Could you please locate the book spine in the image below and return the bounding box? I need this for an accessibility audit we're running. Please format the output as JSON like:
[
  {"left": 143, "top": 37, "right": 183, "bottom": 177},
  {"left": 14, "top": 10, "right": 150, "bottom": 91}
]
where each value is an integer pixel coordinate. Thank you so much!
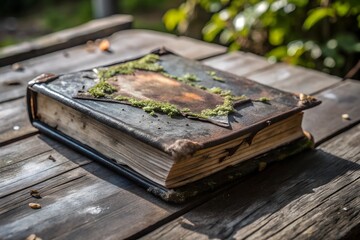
[{"left": 27, "top": 73, "right": 59, "bottom": 126}]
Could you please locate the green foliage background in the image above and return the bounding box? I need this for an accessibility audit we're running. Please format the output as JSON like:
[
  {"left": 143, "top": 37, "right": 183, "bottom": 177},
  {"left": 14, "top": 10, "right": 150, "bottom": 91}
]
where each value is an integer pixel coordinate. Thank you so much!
[{"left": 163, "top": 0, "right": 360, "bottom": 77}]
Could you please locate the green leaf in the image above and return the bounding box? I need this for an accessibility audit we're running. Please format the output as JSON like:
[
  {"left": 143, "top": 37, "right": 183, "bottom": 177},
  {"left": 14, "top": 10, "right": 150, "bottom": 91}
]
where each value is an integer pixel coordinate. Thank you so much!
[
  {"left": 303, "top": 8, "right": 335, "bottom": 30},
  {"left": 163, "top": 8, "right": 186, "bottom": 31},
  {"left": 332, "top": 2, "right": 350, "bottom": 17},
  {"left": 266, "top": 46, "right": 288, "bottom": 59},
  {"left": 228, "top": 42, "right": 241, "bottom": 51},
  {"left": 202, "top": 22, "right": 223, "bottom": 42},
  {"left": 269, "top": 28, "right": 285, "bottom": 46}
]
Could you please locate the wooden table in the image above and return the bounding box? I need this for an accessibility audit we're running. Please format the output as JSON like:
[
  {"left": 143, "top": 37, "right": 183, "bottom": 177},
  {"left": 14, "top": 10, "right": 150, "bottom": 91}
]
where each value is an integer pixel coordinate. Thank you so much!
[{"left": 1, "top": 16, "right": 359, "bottom": 240}]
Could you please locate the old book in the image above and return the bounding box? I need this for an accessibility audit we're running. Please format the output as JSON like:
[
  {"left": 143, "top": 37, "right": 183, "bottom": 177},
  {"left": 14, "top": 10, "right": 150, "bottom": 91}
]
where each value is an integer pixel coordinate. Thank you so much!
[{"left": 27, "top": 49, "right": 320, "bottom": 202}]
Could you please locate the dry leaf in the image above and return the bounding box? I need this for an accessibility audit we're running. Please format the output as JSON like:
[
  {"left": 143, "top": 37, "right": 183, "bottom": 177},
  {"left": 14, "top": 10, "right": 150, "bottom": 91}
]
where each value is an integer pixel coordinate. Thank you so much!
[
  {"left": 342, "top": 114, "right": 350, "bottom": 120},
  {"left": 25, "top": 234, "right": 36, "bottom": 240},
  {"left": 30, "top": 189, "right": 41, "bottom": 199},
  {"left": 12, "top": 63, "right": 24, "bottom": 71},
  {"left": 25, "top": 234, "right": 42, "bottom": 240},
  {"left": 99, "top": 39, "right": 110, "bottom": 51},
  {"left": 28, "top": 203, "right": 41, "bottom": 209}
]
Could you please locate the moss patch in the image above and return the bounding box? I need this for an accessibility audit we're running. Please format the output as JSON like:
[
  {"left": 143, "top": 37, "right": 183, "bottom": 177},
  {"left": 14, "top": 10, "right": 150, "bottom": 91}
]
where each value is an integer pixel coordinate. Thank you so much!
[
  {"left": 207, "top": 71, "right": 225, "bottom": 82},
  {"left": 182, "top": 73, "right": 199, "bottom": 82},
  {"left": 97, "top": 54, "right": 163, "bottom": 80},
  {"left": 114, "top": 96, "right": 180, "bottom": 117},
  {"left": 201, "top": 96, "right": 234, "bottom": 116},
  {"left": 88, "top": 81, "right": 116, "bottom": 98},
  {"left": 255, "top": 97, "right": 271, "bottom": 103},
  {"left": 88, "top": 54, "right": 252, "bottom": 120}
]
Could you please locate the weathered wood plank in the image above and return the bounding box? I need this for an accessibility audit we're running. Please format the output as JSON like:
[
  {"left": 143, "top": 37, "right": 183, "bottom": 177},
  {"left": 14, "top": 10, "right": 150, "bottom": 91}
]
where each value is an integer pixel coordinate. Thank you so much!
[
  {"left": 0, "top": 136, "right": 90, "bottom": 198},
  {"left": 0, "top": 98, "right": 37, "bottom": 146},
  {"left": 0, "top": 14, "right": 133, "bottom": 66},
  {"left": 0, "top": 135, "right": 192, "bottom": 240},
  {"left": 202, "top": 51, "right": 341, "bottom": 95},
  {"left": 246, "top": 63, "right": 340, "bottom": 94},
  {"left": 143, "top": 124, "right": 360, "bottom": 239},
  {"left": 303, "top": 80, "right": 360, "bottom": 144},
  {"left": 0, "top": 29, "right": 226, "bottom": 103},
  {"left": 203, "top": 51, "right": 271, "bottom": 76}
]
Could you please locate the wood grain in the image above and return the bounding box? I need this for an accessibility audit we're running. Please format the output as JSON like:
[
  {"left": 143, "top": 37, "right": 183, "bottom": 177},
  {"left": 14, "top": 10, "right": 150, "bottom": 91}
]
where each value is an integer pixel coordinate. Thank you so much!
[
  {"left": 203, "top": 51, "right": 271, "bottom": 76},
  {"left": 203, "top": 53, "right": 341, "bottom": 94},
  {"left": 246, "top": 63, "right": 340, "bottom": 94},
  {"left": 0, "top": 135, "right": 185, "bottom": 240},
  {"left": 143, "top": 124, "right": 360, "bottom": 240},
  {"left": 0, "top": 29, "right": 225, "bottom": 104},
  {"left": 303, "top": 80, "right": 360, "bottom": 144},
  {"left": 0, "top": 14, "right": 133, "bottom": 66},
  {"left": 0, "top": 98, "right": 37, "bottom": 146}
]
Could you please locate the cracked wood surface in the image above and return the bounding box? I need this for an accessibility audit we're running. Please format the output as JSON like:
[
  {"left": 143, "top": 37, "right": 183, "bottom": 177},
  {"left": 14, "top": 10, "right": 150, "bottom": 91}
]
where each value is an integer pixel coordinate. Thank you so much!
[
  {"left": 0, "top": 28, "right": 359, "bottom": 240},
  {"left": 143, "top": 124, "right": 360, "bottom": 240},
  {"left": 0, "top": 29, "right": 226, "bottom": 104},
  {"left": 0, "top": 135, "right": 183, "bottom": 240},
  {"left": 0, "top": 14, "right": 133, "bottom": 66}
]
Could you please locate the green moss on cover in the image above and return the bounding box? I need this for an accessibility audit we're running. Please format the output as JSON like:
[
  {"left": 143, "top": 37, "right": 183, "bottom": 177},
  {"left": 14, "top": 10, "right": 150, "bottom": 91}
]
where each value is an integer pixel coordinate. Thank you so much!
[
  {"left": 182, "top": 73, "right": 199, "bottom": 82},
  {"left": 97, "top": 54, "right": 163, "bottom": 80},
  {"left": 88, "top": 81, "right": 116, "bottom": 97},
  {"left": 201, "top": 96, "right": 234, "bottom": 116},
  {"left": 257, "top": 97, "right": 270, "bottom": 103},
  {"left": 207, "top": 71, "right": 225, "bottom": 82},
  {"left": 88, "top": 54, "right": 251, "bottom": 119},
  {"left": 114, "top": 96, "right": 181, "bottom": 117}
]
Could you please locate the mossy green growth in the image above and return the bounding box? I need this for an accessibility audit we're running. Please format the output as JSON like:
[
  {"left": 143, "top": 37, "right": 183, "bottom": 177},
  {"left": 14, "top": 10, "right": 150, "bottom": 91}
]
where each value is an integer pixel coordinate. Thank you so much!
[
  {"left": 182, "top": 73, "right": 199, "bottom": 82},
  {"left": 97, "top": 54, "right": 163, "bottom": 80},
  {"left": 208, "top": 87, "right": 232, "bottom": 97},
  {"left": 87, "top": 55, "right": 253, "bottom": 120},
  {"left": 257, "top": 97, "right": 270, "bottom": 103},
  {"left": 162, "top": 72, "right": 200, "bottom": 85},
  {"left": 200, "top": 96, "right": 235, "bottom": 116},
  {"left": 208, "top": 87, "right": 223, "bottom": 94},
  {"left": 88, "top": 81, "right": 117, "bottom": 98},
  {"left": 207, "top": 71, "right": 225, "bottom": 82},
  {"left": 114, "top": 96, "right": 181, "bottom": 117}
]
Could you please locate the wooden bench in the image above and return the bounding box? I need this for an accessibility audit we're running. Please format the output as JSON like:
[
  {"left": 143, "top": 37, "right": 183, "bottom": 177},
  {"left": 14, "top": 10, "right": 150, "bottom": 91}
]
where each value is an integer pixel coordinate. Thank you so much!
[{"left": 0, "top": 16, "right": 359, "bottom": 240}]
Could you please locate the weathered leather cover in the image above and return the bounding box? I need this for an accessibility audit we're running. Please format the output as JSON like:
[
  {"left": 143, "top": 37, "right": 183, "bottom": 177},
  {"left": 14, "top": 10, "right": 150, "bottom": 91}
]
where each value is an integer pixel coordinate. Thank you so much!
[{"left": 27, "top": 49, "right": 320, "bottom": 202}]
